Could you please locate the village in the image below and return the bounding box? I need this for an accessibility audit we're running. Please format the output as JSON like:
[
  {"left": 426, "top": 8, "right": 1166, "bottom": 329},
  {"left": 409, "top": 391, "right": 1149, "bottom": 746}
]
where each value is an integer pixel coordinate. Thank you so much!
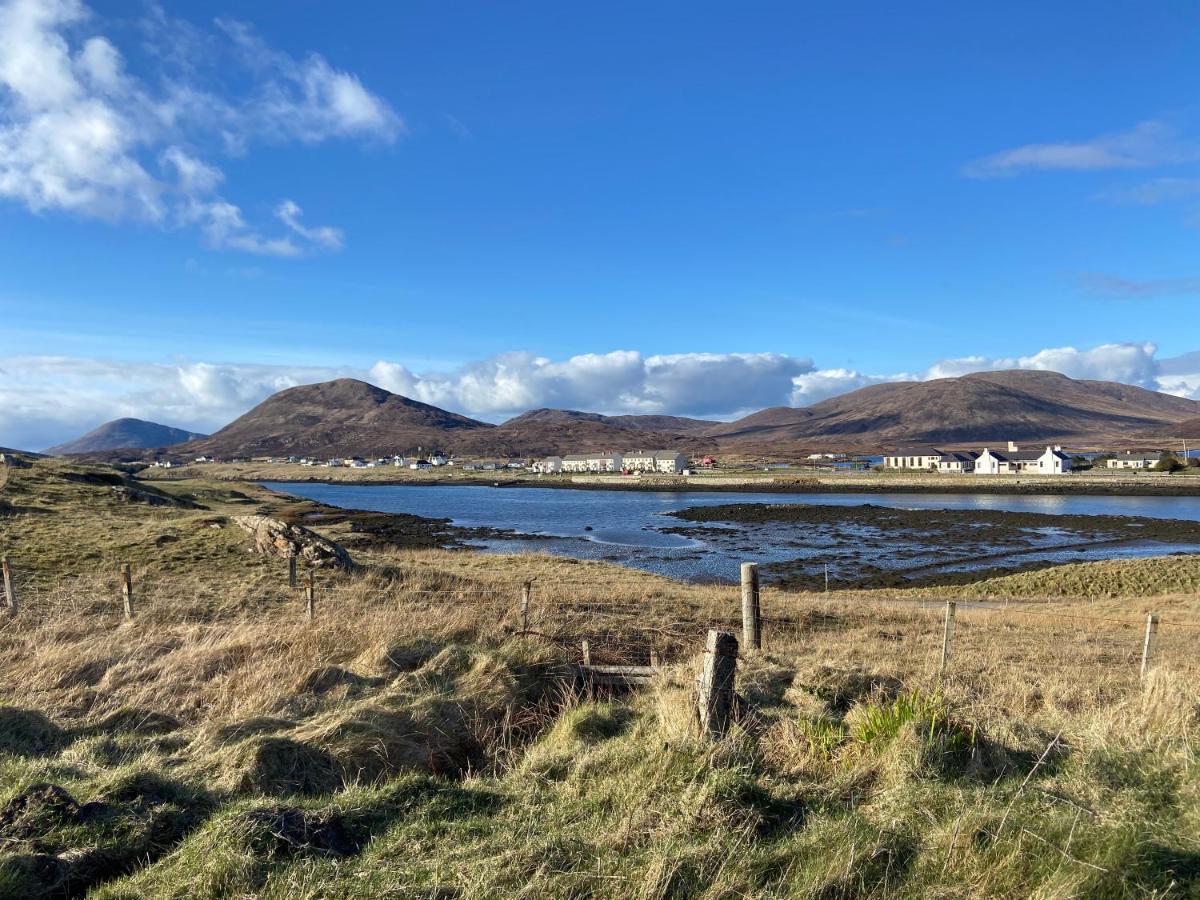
[{"left": 148, "top": 442, "right": 1196, "bottom": 476}]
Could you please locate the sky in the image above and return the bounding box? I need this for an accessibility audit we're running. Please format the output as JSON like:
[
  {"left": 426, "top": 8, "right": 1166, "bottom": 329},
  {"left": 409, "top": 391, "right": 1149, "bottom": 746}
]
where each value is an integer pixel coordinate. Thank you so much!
[{"left": 2, "top": 0, "right": 1200, "bottom": 449}]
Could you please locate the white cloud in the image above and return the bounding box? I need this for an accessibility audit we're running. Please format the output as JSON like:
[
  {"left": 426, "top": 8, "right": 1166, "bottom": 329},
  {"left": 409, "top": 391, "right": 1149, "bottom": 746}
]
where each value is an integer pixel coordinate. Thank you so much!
[
  {"left": 925, "top": 342, "right": 1162, "bottom": 388},
  {"left": 0, "top": 0, "right": 395, "bottom": 253},
  {"left": 3, "top": 344, "right": 1197, "bottom": 452},
  {"left": 963, "top": 120, "right": 1200, "bottom": 178},
  {"left": 788, "top": 369, "right": 910, "bottom": 406},
  {"left": 277, "top": 199, "right": 344, "bottom": 251}
]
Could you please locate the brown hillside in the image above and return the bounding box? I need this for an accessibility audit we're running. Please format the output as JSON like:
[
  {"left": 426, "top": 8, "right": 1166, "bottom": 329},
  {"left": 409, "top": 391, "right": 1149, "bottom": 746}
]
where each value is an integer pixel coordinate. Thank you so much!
[
  {"left": 712, "top": 371, "right": 1200, "bottom": 451},
  {"left": 181, "top": 379, "right": 492, "bottom": 459}
]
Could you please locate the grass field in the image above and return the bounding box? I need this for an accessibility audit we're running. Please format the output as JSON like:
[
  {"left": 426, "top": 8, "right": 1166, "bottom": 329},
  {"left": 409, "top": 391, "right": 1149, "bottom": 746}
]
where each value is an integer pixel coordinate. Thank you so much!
[{"left": 2, "top": 457, "right": 1200, "bottom": 897}]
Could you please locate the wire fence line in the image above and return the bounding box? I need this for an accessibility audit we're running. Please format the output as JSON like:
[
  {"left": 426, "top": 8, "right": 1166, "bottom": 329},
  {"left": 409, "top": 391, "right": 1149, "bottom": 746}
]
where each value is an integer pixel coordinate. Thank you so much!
[{"left": 1, "top": 554, "right": 1196, "bottom": 699}]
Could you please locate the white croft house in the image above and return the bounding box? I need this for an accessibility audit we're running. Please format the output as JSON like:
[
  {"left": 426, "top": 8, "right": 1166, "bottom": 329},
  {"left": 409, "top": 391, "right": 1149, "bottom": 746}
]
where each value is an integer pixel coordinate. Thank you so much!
[
  {"left": 974, "top": 446, "right": 1072, "bottom": 475},
  {"left": 561, "top": 453, "right": 623, "bottom": 473},
  {"left": 1107, "top": 453, "right": 1160, "bottom": 469}
]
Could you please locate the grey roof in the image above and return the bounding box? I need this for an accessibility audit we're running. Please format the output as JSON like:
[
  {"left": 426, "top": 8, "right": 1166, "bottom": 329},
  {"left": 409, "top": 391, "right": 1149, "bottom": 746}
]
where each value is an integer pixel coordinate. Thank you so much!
[
  {"left": 563, "top": 453, "right": 619, "bottom": 461},
  {"left": 938, "top": 451, "right": 978, "bottom": 463},
  {"left": 890, "top": 447, "right": 944, "bottom": 456}
]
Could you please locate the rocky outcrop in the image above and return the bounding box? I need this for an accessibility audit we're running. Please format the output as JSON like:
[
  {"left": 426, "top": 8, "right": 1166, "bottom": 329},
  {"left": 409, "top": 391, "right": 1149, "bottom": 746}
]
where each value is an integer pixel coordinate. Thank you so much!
[{"left": 232, "top": 515, "right": 352, "bottom": 569}]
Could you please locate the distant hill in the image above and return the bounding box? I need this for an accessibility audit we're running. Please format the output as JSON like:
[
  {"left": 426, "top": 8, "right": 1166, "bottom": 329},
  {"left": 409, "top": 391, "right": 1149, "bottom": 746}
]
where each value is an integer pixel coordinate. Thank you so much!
[
  {"left": 47, "top": 418, "right": 207, "bottom": 455},
  {"left": 708, "top": 371, "right": 1200, "bottom": 451},
  {"left": 181, "top": 379, "right": 491, "bottom": 459},
  {"left": 1163, "top": 417, "right": 1200, "bottom": 440},
  {"left": 158, "top": 371, "right": 1200, "bottom": 462},
  {"left": 461, "top": 409, "right": 716, "bottom": 458}
]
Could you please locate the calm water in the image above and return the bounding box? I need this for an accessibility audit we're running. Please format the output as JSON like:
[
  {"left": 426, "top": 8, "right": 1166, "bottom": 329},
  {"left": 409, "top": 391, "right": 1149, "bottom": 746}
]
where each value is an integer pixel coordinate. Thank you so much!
[{"left": 262, "top": 482, "right": 1200, "bottom": 583}]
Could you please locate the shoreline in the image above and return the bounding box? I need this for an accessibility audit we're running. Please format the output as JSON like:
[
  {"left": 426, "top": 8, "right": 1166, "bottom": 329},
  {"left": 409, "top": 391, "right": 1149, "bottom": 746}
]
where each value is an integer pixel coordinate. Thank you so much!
[{"left": 197, "top": 471, "right": 1200, "bottom": 497}]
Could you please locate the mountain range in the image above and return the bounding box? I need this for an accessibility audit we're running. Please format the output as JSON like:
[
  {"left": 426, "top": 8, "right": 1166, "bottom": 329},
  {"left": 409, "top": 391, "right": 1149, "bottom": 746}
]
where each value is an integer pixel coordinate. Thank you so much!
[
  {"left": 49, "top": 370, "right": 1200, "bottom": 461},
  {"left": 46, "top": 418, "right": 207, "bottom": 456}
]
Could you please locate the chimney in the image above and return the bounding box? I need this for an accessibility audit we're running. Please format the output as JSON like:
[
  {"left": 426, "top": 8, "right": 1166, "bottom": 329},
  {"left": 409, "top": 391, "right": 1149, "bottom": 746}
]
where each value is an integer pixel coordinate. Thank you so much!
[{"left": 1007, "top": 441, "right": 1018, "bottom": 452}]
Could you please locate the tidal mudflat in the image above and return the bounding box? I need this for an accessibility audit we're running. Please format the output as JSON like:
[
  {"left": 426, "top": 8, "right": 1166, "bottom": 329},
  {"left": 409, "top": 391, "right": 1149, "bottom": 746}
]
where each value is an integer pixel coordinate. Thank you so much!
[{"left": 665, "top": 503, "right": 1200, "bottom": 589}]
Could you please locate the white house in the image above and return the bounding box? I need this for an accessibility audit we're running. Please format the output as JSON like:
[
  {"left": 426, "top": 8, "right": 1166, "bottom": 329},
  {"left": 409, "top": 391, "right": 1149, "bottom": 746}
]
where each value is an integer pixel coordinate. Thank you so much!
[
  {"left": 883, "top": 448, "right": 945, "bottom": 470},
  {"left": 621, "top": 451, "right": 657, "bottom": 472},
  {"left": 652, "top": 451, "right": 688, "bottom": 474},
  {"left": 430, "top": 453, "right": 448, "bottom": 466},
  {"left": 936, "top": 451, "right": 978, "bottom": 474},
  {"left": 533, "top": 456, "right": 563, "bottom": 473},
  {"left": 561, "top": 453, "right": 623, "bottom": 473},
  {"left": 619, "top": 450, "right": 688, "bottom": 474},
  {"left": 975, "top": 445, "right": 1072, "bottom": 475},
  {"left": 1107, "top": 453, "right": 1160, "bottom": 469},
  {"left": 409, "top": 459, "right": 432, "bottom": 470}
]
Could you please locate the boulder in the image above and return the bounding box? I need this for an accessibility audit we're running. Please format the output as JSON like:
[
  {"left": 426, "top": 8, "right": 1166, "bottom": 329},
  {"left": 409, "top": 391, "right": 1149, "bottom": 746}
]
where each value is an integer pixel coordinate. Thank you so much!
[{"left": 232, "top": 515, "right": 352, "bottom": 569}]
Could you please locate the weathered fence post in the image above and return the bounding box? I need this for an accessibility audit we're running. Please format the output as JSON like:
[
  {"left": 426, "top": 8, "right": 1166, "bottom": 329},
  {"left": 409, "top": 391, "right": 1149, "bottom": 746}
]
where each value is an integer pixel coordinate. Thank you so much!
[
  {"left": 740, "top": 562, "right": 761, "bottom": 651},
  {"left": 288, "top": 555, "right": 297, "bottom": 589},
  {"left": 120, "top": 564, "right": 133, "bottom": 620},
  {"left": 305, "top": 573, "right": 315, "bottom": 622},
  {"left": 939, "top": 601, "right": 956, "bottom": 673},
  {"left": 1141, "top": 612, "right": 1159, "bottom": 679},
  {"left": 650, "top": 649, "right": 661, "bottom": 669},
  {"left": 698, "top": 630, "right": 738, "bottom": 739},
  {"left": 581, "top": 640, "right": 591, "bottom": 666},
  {"left": 2, "top": 555, "right": 16, "bottom": 616},
  {"left": 520, "top": 581, "right": 531, "bottom": 631}
]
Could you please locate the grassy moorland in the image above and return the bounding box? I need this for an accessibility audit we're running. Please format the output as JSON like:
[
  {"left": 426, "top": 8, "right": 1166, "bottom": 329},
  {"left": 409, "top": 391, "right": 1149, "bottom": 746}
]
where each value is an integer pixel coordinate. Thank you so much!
[{"left": 2, "top": 457, "right": 1200, "bottom": 897}]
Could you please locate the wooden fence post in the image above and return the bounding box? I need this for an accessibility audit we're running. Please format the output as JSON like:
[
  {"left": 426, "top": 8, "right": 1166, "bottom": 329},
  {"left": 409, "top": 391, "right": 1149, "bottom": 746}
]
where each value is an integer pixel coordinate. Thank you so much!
[
  {"left": 305, "top": 573, "right": 315, "bottom": 621},
  {"left": 520, "top": 581, "right": 531, "bottom": 631},
  {"left": 581, "top": 640, "right": 591, "bottom": 666},
  {"left": 939, "top": 601, "right": 956, "bottom": 673},
  {"left": 288, "top": 555, "right": 297, "bottom": 589},
  {"left": 1141, "top": 612, "right": 1159, "bottom": 679},
  {"left": 2, "top": 555, "right": 16, "bottom": 616},
  {"left": 650, "top": 649, "right": 661, "bottom": 669},
  {"left": 2, "top": 555, "right": 16, "bottom": 615},
  {"left": 740, "top": 562, "right": 761, "bottom": 651},
  {"left": 698, "top": 630, "right": 738, "bottom": 739},
  {"left": 120, "top": 564, "right": 133, "bottom": 620}
]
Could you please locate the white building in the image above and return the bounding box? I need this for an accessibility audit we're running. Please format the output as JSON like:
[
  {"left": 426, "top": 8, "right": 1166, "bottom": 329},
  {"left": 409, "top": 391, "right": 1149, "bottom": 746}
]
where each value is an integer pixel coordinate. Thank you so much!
[
  {"left": 936, "top": 451, "right": 978, "bottom": 474},
  {"left": 533, "top": 456, "right": 563, "bottom": 473},
  {"left": 883, "top": 448, "right": 945, "bottom": 470},
  {"left": 1107, "top": 453, "right": 1159, "bottom": 469},
  {"left": 561, "top": 452, "right": 623, "bottom": 473},
  {"left": 621, "top": 451, "right": 657, "bottom": 472},
  {"left": 651, "top": 451, "right": 687, "bottom": 474},
  {"left": 975, "top": 445, "right": 1072, "bottom": 475},
  {"left": 620, "top": 450, "right": 688, "bottom": 474}
]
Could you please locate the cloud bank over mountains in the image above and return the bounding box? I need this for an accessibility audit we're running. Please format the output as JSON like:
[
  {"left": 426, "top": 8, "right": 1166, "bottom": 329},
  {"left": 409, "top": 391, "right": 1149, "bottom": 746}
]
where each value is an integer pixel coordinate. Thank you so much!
[
  {"left": 0, "top": 0, "right": 397, "bottom": 255},
  {"left": 2, "top": 343, "right": 1197, "bottom": 451}
]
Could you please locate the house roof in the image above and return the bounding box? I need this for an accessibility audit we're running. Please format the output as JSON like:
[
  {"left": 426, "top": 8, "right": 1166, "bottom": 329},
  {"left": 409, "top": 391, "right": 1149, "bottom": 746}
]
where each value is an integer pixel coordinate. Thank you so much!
[
  {"left": 563, "top": 453, "right": 619, "bottom": 461},
  {"left": 938, "top": 451, "right": 978, "bottom": 463},
  {"left": 891, "top": 447, "right": 944, "bottom": 456}
]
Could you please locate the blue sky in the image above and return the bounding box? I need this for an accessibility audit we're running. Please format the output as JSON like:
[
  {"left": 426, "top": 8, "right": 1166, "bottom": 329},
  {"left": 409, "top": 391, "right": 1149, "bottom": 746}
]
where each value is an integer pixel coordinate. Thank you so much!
[{"left": 2, "top": 1, "right": 1199, "bottom": 448}]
